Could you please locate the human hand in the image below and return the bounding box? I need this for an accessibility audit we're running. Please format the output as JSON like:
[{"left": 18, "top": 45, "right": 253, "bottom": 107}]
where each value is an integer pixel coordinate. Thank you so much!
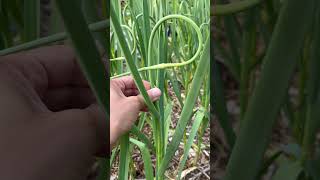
[
  {"left": 110, "top": 76, "right": 161, "bottom": 147},
  {"left": 0, "top": 46, "right": 106, "bottom": 180}
]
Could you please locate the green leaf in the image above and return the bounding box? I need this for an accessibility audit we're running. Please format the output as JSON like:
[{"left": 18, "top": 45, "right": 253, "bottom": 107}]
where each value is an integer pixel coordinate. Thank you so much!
[
  {"left": 257, "top": 151, "right": 282, "bottom": 179},
  {"left": 55, "top": 0, "right": 108, "bottom": 113},
  {"left": 54, "top": 1, "right": 108, "bottom": 179},
  {"left": 81, "top": 0, "right": 107, "bottom": 50},
  {"left": 305, "top": 152, "right": 320, "bottom": 179},
  {"left": 49, "top": 1, "right": 64, "bottom": 34},
  {"left": 130, "top": 138, "right": 154, "bottom": 180},
  {"left": 301, "top": 3, "right": 320, "bottom": 163},
  {"left": 212, "top": 58, "right": 236, "bottom": 148},
  {"left": 97, "top": 158, "right": 108, "bottom": 180},
  {"left": 23, "top": 0, "right": 40, "bottom": 42},
  {"left": 177, "top": 108, "right": 205, "bottom": 180},
  {"left": 272, "top": 159, "right": 302, "bottom": 180},
  {"left": 0, "top": 5, "right": 13, "bottom": 47},
  {"left": 164, "top": 102, "right": 173, "bottom": 149},
  {"left": 119, "top": 135, "right": 130, "bottom": 180},
  {"left": 4, "top": 0, "right": 23, "bottom": 28},
  {"left": 131, "top": 125, "right": 155, "bottom": 152}
]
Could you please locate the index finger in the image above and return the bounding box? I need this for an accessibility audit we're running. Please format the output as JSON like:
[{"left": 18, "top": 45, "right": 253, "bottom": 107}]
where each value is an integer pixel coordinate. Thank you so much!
[{"left": 112, "top": 76, "right": 151, "bottom": 92}]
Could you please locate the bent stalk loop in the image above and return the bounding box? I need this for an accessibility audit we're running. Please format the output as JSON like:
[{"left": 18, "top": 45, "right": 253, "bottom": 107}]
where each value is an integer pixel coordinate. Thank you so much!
[{"left": 111, "top": 14, "right": 204, "bottom": 79}]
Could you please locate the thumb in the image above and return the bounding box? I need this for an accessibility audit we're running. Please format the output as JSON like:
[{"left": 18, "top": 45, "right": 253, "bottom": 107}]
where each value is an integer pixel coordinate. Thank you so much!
[
  {"left": 141, "top": 88, "right": 162, "bottom": 112},
  {"left": 146, "top": 87, "right": 162, "bottom": 102}
]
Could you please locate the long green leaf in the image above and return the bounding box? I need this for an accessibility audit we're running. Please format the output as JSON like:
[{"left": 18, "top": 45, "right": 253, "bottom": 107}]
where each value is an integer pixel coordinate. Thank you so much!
[
  {"left": 239, "top": 8, "right": 257, "bottom": 122},
  {"left": 271, "top": 158, "right": 302, "bottom": 180},
  {"left": 305, "top": 152, "right": 320, "bottom": 179},
  {"left": 23, "top": 0, "right": 40, "bottom": 42},
  {"left": 164, "top": 102, "right": 173, "bottom": 149},
  {"left": 97, "top": 158, "right": 108, "bottom": 180},
  {"left": 130, "top": 138, "right": 154, "bottom": 180},
  {"left": 216, "top": 0, "right": 241, "bottom": 80},
  {"left": 256, "top": 151, "right": 282, "bottom": 179},
  {"left": 49, "top": 1, "right": 64, "bottom": 34},
  {"left": 142, "top": 0, "right": 151, "bottom": 58},
  {"left": 212, "top": 59, "right": 236, "bottom": 148},
  {"left": 301, "top": 3, "right": 320, "bottom": 163},
  {"left": 81, "top": 0, "right": 107, "bottom": 50},
  {"left": 0, "top": 3, "right": 14, "bottom": 47},
  {"left": 131, "top": 125, "right": 155, "bottom": 152},
  {"left": 55, "top": 1, "right": 108, "bottom": 179},
  {"left": 177, "top": 109, "right": 205, "bottom": 180},
  {"left": 119, "top": 135, "right": 130, "bottom": 180},
  {"left": 55, "top": 0, "right": 108, "bottom": 113}
]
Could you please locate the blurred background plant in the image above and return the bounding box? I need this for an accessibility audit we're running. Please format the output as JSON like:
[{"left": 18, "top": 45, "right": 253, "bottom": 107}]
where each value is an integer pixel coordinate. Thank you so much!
[
  {"left": 212, "top": 0, "right": 320, "bottom": 179},
  {"left": 0, "top": 0, "right": 108, "bottom": 179}
]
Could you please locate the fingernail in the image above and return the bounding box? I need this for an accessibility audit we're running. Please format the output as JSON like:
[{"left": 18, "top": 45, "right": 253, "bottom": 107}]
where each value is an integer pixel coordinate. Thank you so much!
[{"left": 149, "top": 88, "right": 162, "bottom": 100}]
